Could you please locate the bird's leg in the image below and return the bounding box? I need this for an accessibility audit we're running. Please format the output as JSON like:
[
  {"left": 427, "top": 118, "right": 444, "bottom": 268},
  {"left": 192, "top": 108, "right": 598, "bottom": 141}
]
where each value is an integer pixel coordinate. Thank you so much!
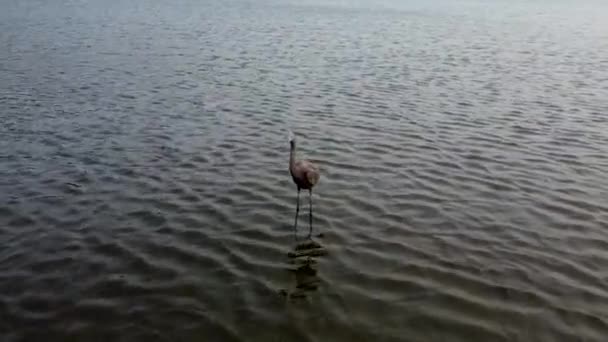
[
  {"left": 308, "top": 189, "right": 313, "bottom": 239},
  {"left": 294, "top": 188, "right": 300, "bottom": 239}
]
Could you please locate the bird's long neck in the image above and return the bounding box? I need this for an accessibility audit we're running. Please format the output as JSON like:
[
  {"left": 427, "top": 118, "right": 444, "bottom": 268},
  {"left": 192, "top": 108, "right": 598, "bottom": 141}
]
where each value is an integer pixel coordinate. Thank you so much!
[{"left": 289, "top": 141, "right": 296, "bottom": 172}]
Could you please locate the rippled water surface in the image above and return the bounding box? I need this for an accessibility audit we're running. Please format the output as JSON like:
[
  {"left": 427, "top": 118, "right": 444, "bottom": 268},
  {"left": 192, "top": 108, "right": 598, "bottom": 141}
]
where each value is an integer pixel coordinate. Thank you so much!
[{"left": 2, "top": 0, "right": 608, "bottom": 341}]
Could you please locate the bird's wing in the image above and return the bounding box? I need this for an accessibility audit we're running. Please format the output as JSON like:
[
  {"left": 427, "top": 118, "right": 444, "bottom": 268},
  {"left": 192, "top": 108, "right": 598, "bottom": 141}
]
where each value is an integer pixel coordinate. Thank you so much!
[
  {"left": 306, "top": 169, "right": 320, "bottom": 186},
  {"left": 302, "top": 161, "right": 320, "bottom": 186}
]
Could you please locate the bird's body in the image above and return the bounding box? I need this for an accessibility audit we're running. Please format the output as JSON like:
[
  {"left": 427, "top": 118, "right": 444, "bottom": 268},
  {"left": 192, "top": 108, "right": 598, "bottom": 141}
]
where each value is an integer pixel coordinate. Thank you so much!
[
  {"left": 290, "top": 160, "right": 320, "bottom": 190},
  {"left": 289, "top": 132, "right": 319, "bottom": 238}
]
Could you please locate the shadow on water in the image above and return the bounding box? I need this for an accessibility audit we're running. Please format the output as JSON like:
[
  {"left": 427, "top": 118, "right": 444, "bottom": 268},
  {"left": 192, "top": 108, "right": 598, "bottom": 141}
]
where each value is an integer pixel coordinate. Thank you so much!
[{"left": 279, "top": 238, "right": 327, "bottom": 301}]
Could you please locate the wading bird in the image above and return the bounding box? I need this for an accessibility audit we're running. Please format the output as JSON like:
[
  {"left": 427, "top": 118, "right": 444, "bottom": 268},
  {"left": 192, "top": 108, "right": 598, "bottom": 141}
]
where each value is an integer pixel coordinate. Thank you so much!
[{"left": 289, "top": 132, "right": 320, "bottom": 238}]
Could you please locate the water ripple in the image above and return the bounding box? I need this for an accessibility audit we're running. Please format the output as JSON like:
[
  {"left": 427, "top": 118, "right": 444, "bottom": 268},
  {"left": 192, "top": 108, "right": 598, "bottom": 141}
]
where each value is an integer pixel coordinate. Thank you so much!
[{"left": 2, "top": 0, "right": 608, "bottom": 341}]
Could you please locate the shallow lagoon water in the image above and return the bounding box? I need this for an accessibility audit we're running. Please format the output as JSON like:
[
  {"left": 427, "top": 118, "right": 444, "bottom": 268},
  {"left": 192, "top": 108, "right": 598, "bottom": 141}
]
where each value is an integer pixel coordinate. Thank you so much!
[{"left": 1, "top": 0, "right": 608, "bottom": 341}]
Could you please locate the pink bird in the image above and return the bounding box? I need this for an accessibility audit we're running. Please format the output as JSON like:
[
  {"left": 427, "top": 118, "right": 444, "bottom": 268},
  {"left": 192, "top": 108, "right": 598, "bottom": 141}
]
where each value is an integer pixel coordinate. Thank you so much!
[{"left": 289, "top": 131, "right": 320, "bottom": 238}]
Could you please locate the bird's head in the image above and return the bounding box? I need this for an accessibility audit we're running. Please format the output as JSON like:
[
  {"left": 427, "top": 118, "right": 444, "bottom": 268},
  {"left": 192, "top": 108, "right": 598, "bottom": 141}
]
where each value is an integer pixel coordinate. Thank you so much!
[{"left": 288, "top": 130, "right": 296, "bottom": 147}]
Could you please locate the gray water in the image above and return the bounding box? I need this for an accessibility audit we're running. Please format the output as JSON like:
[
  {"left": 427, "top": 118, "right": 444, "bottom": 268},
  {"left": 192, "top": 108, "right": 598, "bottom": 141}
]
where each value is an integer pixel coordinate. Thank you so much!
[{"left": 2, "top": 0, "right": 608, "bottom": 341}]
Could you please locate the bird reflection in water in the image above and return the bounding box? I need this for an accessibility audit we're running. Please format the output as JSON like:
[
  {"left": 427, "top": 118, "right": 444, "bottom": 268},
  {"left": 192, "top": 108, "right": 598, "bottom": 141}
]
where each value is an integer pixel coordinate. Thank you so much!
[{"left": 280, "top": 240, "right": 327, "bottom": 301}]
